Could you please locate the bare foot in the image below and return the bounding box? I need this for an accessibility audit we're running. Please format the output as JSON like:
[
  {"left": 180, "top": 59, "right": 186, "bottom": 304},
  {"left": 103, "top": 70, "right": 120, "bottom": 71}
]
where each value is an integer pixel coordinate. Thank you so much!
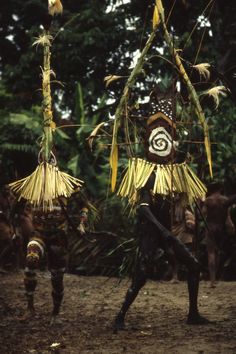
[
  {"left": 50, "top": 315, "right": 63, "bottom": 326},
  {"left": 170, "top": 277, "right": 180, "bottom": 284},
  {"left": 187, "top": 313, "right": 211, "bottom": 325},
  {"left": 18, "top": 308, "right": 35, "bottom": 322},
  {"left": 113, "top": 315, "right": 125, "bottom": 333}
]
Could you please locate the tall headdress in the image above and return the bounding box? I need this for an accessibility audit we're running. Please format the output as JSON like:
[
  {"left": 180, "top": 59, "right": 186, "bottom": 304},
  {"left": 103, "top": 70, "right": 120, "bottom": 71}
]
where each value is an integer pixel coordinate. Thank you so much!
[
  {"left": 105, "top": 0, "right": 231, "bottom": 198},
  {"left": 103, "top": 0, "right": 228, "bottom": 205},
  {"left": 9, "top": 1, "right": 83, "bottom": 211},
  {"left": 117, "top": 85, "right": 207, "bottom": 207},
  {"left": 145, "top": 87, "right": 177, "bottom": 164}
]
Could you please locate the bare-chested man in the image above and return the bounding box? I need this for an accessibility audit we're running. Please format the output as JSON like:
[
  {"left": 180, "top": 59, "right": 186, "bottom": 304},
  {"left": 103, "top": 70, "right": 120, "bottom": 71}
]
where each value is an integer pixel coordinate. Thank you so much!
[
  {"left": 202, "top": 183, "right": 236, "bottom": 287},
  {"left": 171, "top": 204, "right": 196, "bottom": 281}
]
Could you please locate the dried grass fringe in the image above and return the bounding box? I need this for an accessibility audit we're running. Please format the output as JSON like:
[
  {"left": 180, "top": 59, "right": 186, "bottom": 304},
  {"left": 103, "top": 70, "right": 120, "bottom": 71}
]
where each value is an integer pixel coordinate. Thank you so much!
[
  {"left": 117, "top": 158, "right": 206, "bottom": 206},
  {"left": 9, "top": 162, "right": 83, "bottom": 212}
]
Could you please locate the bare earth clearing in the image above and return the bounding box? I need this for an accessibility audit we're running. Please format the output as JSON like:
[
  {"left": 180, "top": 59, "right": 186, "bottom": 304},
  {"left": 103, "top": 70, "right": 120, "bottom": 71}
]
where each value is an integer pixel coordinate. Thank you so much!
[{"left": 0, "top": 272, "right": 236, "bottom": 354}]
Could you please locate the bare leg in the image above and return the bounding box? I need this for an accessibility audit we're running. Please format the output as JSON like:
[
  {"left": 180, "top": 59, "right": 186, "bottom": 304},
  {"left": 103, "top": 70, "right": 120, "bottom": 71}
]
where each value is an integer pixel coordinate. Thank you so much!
[
  {"left": 207, "top": 237, "right": 216, "bottom": 287},
  {"left": 114, "top": 268, "right": 147, "bottom": 332},
  {"left": 48, "top": 233, "right": 67, "bottom": 324},
  {"left": 114, "top": 231, "right": 154, "bottom": 331},
  {"left": 21, "top": 236, "right": 45, "bottom": 319},
  {"left": 24, "top": 268, "right": 37, "bottom": 314},
  {"left": 186, "top": 269, "right": 209, "bottom": 324},
  {"left": 50, "top": 268, "right": 65, "bottom": 324},
  {"left": 22, "top": 241, "right": 42, "bottom": 317},
  {"left": 170, "top": 255, "right": 179, "bottom": 282},
  {"left": 170, "top": 237, "right": 209, "bottom": 324}
]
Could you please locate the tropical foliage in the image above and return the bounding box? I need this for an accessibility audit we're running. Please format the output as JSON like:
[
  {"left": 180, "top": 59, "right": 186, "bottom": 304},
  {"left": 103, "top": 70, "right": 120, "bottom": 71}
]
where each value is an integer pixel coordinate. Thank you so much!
[{"left": 0, "top": 0, "right": 236, "bottom": 247}]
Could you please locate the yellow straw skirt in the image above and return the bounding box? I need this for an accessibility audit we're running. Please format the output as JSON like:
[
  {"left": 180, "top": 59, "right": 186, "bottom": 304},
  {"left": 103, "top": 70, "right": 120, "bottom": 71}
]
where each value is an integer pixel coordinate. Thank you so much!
[{"left": 117, "top": 158, "right": 207, "bottom": 206}]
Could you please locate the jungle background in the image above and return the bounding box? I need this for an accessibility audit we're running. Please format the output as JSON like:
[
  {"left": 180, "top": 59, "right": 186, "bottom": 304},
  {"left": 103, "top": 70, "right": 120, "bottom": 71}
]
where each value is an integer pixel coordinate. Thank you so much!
[
  {"left": 1, "top": 1, "right": 236, "bottom": 353},
  {"left": 0, "top": 0, "right": 236, "bottom": 274}
]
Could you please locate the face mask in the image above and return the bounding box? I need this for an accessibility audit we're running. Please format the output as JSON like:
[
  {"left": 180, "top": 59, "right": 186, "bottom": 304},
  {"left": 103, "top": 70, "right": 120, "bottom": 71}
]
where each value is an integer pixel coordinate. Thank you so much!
[{"left": 145, "top": 95, "right": 178, "bottom": 163}]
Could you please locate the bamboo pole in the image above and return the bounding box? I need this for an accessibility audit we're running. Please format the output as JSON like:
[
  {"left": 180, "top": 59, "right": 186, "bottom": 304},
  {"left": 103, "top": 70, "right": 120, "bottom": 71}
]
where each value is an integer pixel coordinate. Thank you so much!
[
  {"left": 110, "top": 31, "right": 156, "bottom": 191},
  {"left": 42, "top": 30, "right": 53, "bottom": 162},
  {"left": 155, "top": 0, "right": 212, "bottom": 177}
]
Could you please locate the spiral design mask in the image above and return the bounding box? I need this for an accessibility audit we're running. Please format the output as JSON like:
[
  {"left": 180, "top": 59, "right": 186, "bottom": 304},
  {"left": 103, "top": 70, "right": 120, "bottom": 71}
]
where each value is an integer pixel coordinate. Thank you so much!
[{"left": 148, "top": 126, "right": 177, "bottom": 157}]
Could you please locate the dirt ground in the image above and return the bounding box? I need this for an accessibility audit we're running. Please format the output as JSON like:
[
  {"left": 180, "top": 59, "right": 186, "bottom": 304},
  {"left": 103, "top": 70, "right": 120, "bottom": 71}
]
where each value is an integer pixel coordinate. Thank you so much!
[{"left": 0, "top": 272, "right": 236, "bottom": 354}]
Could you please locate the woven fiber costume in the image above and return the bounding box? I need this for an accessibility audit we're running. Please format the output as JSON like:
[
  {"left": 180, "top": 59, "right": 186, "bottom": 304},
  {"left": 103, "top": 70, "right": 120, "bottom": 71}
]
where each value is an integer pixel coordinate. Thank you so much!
[
  {"left": 23, "top": 197, "right": 88, "bottom": 321},
  {"left": 7, "top": 1, "right": 87, "bottom": 322},
  {"left": 114, "top": 88, "right": 209, "bottom": 331}
]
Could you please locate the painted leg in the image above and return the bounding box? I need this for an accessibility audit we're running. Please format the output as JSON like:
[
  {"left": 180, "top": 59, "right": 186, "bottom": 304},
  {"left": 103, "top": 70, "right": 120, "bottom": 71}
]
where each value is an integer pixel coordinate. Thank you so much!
[
  {"left": 24, "top": 268, "right": 37, "bottom": 314},
  {"left": 186, "top": 270, "right": 209, "bottom": 324},
  {"left": 50, "top": 268, "right": 65, "bottom": 324},
  {"left": 171, "top": 237, "right": 210, "bottom": 324},
  {"left": 114, "top": 266, "right": 147, "bottom": 332},
  {"left": 48, "top": 231, "right": 67, "bottom": 324},
  {"left": 22, "top": 239, "right": 44, "bottom": 317}
]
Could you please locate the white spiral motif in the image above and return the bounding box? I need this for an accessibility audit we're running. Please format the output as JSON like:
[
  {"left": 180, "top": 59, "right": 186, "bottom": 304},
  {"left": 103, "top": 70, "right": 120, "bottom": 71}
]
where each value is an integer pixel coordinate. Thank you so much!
[{"left": 148, "top": 127, "right": 177, "bottom": 157}]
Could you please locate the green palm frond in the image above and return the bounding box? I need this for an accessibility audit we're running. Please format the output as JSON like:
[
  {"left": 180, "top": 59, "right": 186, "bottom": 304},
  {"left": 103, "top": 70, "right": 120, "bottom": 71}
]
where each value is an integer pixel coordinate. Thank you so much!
[{"left": 0, "top": 143, "right": 38, "bottom": 154}]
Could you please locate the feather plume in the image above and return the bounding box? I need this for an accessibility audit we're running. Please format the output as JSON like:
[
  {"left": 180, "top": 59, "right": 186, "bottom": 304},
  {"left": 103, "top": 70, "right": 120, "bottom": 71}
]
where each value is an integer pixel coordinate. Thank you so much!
[
  {"left": 192, "top": 63, "right": 211, "bottom": 80},
  {"left": 204, "top": 85, "right": 228, "bottom": 108},
  {"left": 32, "top": 34, "right": 53, "bottom": 48}
]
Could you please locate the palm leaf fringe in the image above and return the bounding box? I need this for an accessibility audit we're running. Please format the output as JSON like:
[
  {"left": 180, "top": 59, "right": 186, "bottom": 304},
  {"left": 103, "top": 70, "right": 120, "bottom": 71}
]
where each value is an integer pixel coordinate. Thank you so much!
[
  {"left": 117, "top": 158, "right": 207, "bottom": 206},
  {"left": 9, "top": 162, "right": 83, "bottom": 212}
]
